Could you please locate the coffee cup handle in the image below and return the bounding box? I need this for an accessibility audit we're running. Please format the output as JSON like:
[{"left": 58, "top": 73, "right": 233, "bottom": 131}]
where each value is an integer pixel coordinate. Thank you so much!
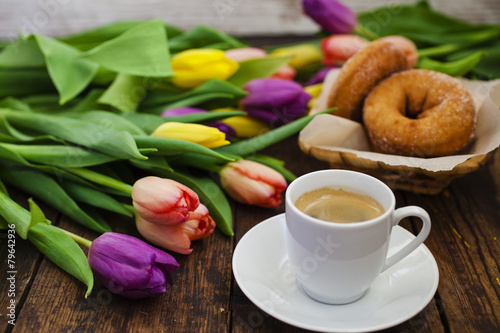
[{"left": 382, "top": 206, "right": 431, "bottom": 272}]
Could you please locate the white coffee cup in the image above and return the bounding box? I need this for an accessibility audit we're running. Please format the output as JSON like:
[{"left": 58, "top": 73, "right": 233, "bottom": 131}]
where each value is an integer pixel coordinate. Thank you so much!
[{"left": 285, "top": 169, "right": 431, "bottom": 304}]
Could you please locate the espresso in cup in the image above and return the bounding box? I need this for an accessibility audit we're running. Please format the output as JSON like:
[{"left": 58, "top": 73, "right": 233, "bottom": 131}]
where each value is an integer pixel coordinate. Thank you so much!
[
  {"left": 286, "top": 170, "right": 431, "bottom": 304},
  {"left": 294, "top": 187, "right": 384, "bottom": 223}
]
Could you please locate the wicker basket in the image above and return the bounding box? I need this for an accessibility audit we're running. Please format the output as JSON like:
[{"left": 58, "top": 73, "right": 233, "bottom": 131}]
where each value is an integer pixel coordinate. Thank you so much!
[{"left": 299, "top": 141, "right": 494, "bottom": 195}]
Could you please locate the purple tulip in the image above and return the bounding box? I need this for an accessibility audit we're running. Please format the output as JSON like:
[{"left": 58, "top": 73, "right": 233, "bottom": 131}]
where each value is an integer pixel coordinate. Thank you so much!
[
  {"left": 88, "top": 232, "right": 180, "bottom": 299},
  {"left": 306, "top": 66, "right": 336, "bottom": 85},
  {"left": 160, "top": 107, "right": 236, "bottom": 140},
  {"left": 241, "top": 78, "right": 311, "bottom": 127},
  {"left": 302, "top": 0, "right": 357, "bottom": 34}
]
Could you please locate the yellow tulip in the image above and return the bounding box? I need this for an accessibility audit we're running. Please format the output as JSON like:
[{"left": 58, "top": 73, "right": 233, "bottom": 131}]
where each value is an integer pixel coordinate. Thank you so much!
[
  {"left": 221, "top": 115, "right": 270, "bottom": 138},
  {"left": 171, "top": 49, "right": 239, "bottom": 88},
  {"left": 304, "top": 83, "right": 323, "bottom": 109},
  {"left": 271, "top": 44, "right": 322, "bottom": 70},
  {"left": 151, "top": 122, "right": 230, "bottom": 148}
]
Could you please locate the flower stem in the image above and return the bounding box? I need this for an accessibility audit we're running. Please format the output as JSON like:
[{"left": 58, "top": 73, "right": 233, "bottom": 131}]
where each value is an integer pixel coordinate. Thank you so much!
[
  {"left": 65, "top": 167, "right": 133, "bottom": 196},
  {"left": 417, "top": 44, "right": 461, "bottom": 58},
  {"left": 354, "top": 25, "right": 380, "bottom": 41},
  {"left": 63, "top": 230, "right": 92, "bottom": 248}
]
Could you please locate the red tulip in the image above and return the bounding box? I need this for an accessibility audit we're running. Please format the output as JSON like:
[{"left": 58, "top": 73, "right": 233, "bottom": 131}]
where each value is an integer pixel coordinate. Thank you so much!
[
  {"left": 136, "top": 204, "right": 216, "bottom": 255},
  {"left": 132, "top": 176, "right": 199, "bottom": 225},
  {"left": 321, "top": 34, "right": 369, "bottom": 65},
  {"left": 220, "top": 160, "right": 287, "bottom": 207},
  {"left": 380, "top": 35, "right": 419, "bottom": 68}
]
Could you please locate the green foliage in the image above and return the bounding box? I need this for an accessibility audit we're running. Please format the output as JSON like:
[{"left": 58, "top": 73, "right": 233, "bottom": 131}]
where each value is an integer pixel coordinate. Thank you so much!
[{"left": 358, "top": 0, "right": 500, "bottom": 78}]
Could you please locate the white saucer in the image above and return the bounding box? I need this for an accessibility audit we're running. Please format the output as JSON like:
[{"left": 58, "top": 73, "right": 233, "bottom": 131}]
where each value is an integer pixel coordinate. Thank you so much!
[{"left": 232, "top": 214, "right": 439, "bottom": 333}]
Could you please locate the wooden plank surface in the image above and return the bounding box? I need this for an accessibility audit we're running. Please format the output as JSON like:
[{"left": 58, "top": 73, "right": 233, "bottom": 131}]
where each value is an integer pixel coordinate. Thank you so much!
[
  {"left": 0, "top": 0, "right": 499, "bottom": 41},
  {"left": 1, "top": 1, "right": 500, "bottom": 332},
  {"left": 1, "top": 135, "right": 500, "bottom": 332}
]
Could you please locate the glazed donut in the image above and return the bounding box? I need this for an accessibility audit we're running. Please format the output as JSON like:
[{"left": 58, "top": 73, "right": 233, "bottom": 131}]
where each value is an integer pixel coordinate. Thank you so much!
[
  {"left": 363, "top": 69, "right": 476, "bottom": 157},
  {"left": 326, "top": 39, "right": 407, "bottom": 121}
]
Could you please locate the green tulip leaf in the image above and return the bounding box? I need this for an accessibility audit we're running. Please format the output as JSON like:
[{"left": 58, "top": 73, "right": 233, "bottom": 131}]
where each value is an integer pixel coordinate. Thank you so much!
[
  {"left": 418, "top": 51, "right": 488, "bottom": 77},
  {"left": 140, "top": 78, "right": 247, "bottom": 114},
  {"left": 27, "top": 197, "right": 51, "bottom": 232},
  {"left": 169, "top": 25, "right": 247, "bottom": 53},
  {"left": 28, "top": 222, "right": 94, "bottom": 297},
  {"left": 0, "top": 189, "right": 93, "bottom": 296},
  {"left": 0, "top": 38, "right": 45, "bottom": 68},
  {"left": 60, "top": 180, "right": 133, "bottom": 217},
  {"left": 97, "top": 74, "right": 146, "bottom": 112},
  {"left": 0, "top": 143, "right": 119, "bottom": 168},
  {"left": 358, "top": 1, "right": 487, "bottom": 45},
  {"left": 0, "top": 168, "right": 112, "bottom": 233},
  {"left": 447, "top": 40, "right": 500, "bottom": 79},
  {"left": 0, "top": 69, "right": 56, "bottom": 99},
  {"left": 59, "top": 21, "right": 183, "bottom": 52},
  {"left": 227, "top": 56, "right": 292, "bottom": 87},
  {"left": 32, "top": 35, "right": 99, "bottom": 104},
  {"left": 82, "top": 20, "right": 173, "bottom": 78},
  {"left": 72, "top": 110, "right": 146, "bottom": 135},
  {"left": 134, "top": 136, "right": 234, "bottom": 161},
  {"left": 0, "top": 186, "right": 33, "bottom": 239},
  {"left": 1, "top": 110, "right": 147, "bottom": 161},
  {"left": 131, "top": 156, "right": 174, "bottom": 172},
  {"left": 216, "top": 110, "right": 333, "bottom": 156}
]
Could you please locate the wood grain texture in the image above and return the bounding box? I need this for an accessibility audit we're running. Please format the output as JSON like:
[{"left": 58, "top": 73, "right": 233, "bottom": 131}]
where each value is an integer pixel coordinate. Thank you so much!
[
  {"left": 2, "top": 134, "right": 500, "bottom": 332},
  {"left": 1, "top": 11, "right": 500, "bottom": 328},
  {"left": 0, "top": 0, "right": 499, "bottom": 40}
]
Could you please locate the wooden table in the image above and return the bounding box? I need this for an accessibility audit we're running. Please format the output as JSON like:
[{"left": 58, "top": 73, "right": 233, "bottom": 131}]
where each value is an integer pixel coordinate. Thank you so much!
[{"left": 1, "top": 129, "right": 500, "bottom": 332}]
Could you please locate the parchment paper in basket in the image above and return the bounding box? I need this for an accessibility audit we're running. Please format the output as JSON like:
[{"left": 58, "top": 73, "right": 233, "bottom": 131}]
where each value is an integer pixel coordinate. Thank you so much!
[{"left": 301, "top": 69, "right": 500, "bottom": 173}]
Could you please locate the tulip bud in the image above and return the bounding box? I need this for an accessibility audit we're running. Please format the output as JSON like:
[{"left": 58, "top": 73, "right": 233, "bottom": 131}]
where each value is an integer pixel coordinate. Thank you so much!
[
  {"left": 224, "top": 47, "right": 268, "bottom": 62},
  {"left": 171, "top": 49, "right": 239, "bottom": 88},
  {"left": 320, "top": 34, "right": 369, "bottom": 65},
  {"left": 306, "top": 66, "right": 335, "bottom": 85},
  {"left": 151, "top": 122, "right": 230, "bottom": 148},
  {"left": 302, "top": 0, "right": 358, "bottom": 34},
  {"left": 136, "top": 204, "right": 216, "bottom": 255},
  {"left": 379, "top": 36, "right": 419, "bottom": 68},
  {"left": 304, "top": 83, "right": 323, "bottom": 110},
  {"left": 88, "top": 232, "right": 180, "bottom": 299},
  {"left": 221, "top": 115, "right": 270, "bottom": 138},
  {"left": 220, "top": 160, "right": 287, "bottom": 207},
  {"left": 241, "top": 78, "right": 311, "bottom": 127},
  {"left": 225, "top": 47, "right": 296, "bottom": 80},
  {"left": 132, "top": 176, "right": 200, "bottom": 225},
  {"left": 160, "top": 107, "right": 236, "bottom": 140},
  {"left": 270, "top": 64, "right": 297, "bottom": 81},
  {"left": 270, "top": 44, "right": 322, "bottom": 70}
]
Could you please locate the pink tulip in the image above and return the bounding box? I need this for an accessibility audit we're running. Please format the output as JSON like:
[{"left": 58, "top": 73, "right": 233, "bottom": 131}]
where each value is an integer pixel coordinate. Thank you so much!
[
  {"left": 224, "top": 47, "right": 268, "bottom": 62},
  {"left": 220, "top": 160, "right": 287, "bottom": 207},
  {"left": 320, "top": 34, "right": 369, "bottom": 65},
  {"left": 271, "top": 64, "right": 297, "bottom": 80},
  {"left": 132, "top": 176, "right": 200, "bottom": 225},
  {"left": 380, "top": 35, "right": 419, "bottom": 68},
  {"left": 225, "top": 47, "right": 296, "bottom": 80},
  {"left": 136, "top": 204, "right": 216, "bottom": 255}
]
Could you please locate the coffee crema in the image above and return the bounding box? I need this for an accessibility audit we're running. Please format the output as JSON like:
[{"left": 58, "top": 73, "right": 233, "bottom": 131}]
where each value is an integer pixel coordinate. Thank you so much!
[{"left": 294, "top": 187, "right": 384, "bottom": 223}]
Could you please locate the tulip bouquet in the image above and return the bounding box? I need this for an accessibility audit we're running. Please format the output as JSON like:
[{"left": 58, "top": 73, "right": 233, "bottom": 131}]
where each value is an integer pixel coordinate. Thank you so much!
[
  {"left": 1, "top": 0, "right": 497, "bottom": 301},
  {"left": 0, "top": 18, "right": 333, "bottom": 299}
]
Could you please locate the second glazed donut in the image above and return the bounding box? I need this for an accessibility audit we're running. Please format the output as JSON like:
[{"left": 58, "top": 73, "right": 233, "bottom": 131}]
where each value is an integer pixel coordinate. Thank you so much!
[{"left": 363, "top": 69, "right": 476, "bottom": 157}]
